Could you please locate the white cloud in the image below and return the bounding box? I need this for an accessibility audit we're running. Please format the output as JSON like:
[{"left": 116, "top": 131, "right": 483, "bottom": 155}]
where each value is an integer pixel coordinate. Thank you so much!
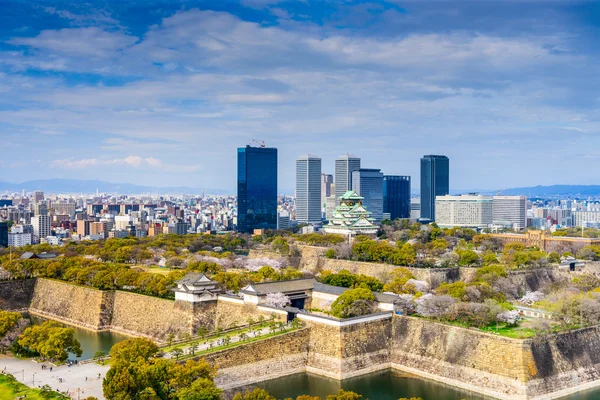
[
  {"left": 8, "top": 27, "right": 137, "bottom": 58},
  {"left": 52, "top": 156, "right": 200, "bottom": 173}
]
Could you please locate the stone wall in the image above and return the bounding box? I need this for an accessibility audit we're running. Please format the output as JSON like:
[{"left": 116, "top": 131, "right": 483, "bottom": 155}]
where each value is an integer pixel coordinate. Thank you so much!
[
  {"left": 390, "top": 316, "right": 531, "bottom": 399},
  {"left": 0, "top": 279, "right": 36, "bottom": 311},
  {"left": 202, "top": 328, "right": 310, "bottom": 390},
  {"left": 340, "top": 317, "right": 391, "bottom": 377},
  {"left": 29, "top": 279, "right": 107, "bottom": 330},
  {"left": 507, "top": 268, "right": 561, "bottom": 294},
  {"left": 526, "top": 326, "right": 600, "bottom": 397},
  {"left": 110, "top": 291, "right": 214, "bottom": 341}
]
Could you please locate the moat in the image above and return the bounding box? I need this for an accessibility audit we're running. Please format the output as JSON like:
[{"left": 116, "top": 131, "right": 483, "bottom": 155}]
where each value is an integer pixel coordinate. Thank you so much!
[
  {"left": 255, "top": 371, "right": 600, "bottom": 400},
  {"left": 30, "top": 315, "right": 128, "bottom": 361}
]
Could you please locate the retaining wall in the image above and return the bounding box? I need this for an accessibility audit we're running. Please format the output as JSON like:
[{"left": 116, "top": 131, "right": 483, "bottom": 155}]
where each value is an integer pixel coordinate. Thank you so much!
[
  {"left": 0, "top": 279, "right": 36, "bottom": 311},
  {"left": 202, "top": 328, "right": 310, "bottom": 390},
  {"left": 29, "top": 279, "right": 108, "bottom": 330}
]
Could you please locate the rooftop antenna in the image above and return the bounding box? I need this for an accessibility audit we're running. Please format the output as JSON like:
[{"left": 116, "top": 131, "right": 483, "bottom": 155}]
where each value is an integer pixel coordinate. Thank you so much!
[{"left": 250, "top": 139, "right": 266, "bottom": 148}]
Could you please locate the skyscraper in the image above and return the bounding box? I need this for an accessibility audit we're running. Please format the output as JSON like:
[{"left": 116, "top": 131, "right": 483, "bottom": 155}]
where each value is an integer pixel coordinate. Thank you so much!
[
  {"left": 0, "top": 222, "right": 8, "bottom": 248},
  {"left": 237, "top": 145, "right": 278, "bottom": 233},
  {"left": 383, "top": 175, "right": 411, "bottom": 220},
  {"left": 296, "top": 155, "right": 322, "bottom": 224},
  {"left": 352, "top": 168, "right": 384, "bottom": 223},
  {"left": 321, "top": 174, "right": 333, "bottom": 213},
  {"left": 420, "top": 155, "right": 449, "bottom": 222},
  {"left": 492, "top": 196, "right": 527, "bottom": 230},
  {"left": 334, "top": 154, "right": 361, "bottom": 199}
]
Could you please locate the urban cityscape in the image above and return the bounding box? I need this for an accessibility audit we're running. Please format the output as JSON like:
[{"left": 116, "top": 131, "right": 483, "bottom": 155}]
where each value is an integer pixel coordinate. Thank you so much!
[{"left": 2, "top": 1, "right": 600, "bottom": 400}]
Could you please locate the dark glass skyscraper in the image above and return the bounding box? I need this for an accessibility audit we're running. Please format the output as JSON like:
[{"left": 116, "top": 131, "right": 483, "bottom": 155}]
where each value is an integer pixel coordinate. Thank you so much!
[
  {"left": 237, "top": 145, "right": 278, "bottom": 233},
  {"left": 0, "top": 222, "right": 8, "bottom": 248},
  {"left": 383, "top": 175, "right": 411, "bottom": 220},
  {"left": 420, "top": 155, "right": 449, "bottom": 222}
]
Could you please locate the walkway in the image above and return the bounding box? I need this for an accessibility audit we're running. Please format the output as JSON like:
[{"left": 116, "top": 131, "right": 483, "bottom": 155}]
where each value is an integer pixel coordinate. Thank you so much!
[
  {"left": 162, "top": 325, "right": 276, "bottom": 359},
  {"left": 0, "top": 355, "right": 108, "bottom": 399}
]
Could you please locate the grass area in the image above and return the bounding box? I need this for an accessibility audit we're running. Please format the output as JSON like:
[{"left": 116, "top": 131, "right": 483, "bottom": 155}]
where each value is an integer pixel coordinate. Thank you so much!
[
  {"left": 136, "top": 266, "right": 172, "bottom": 276},
  {"left": 425, "top": 317, "right": 538, "bottom": 339},
  {"left": 0, "top": 374, "right": 68, "bottom": 400},
  {"left": 479, "top": 324, "right": 536, "bottom": 339}
]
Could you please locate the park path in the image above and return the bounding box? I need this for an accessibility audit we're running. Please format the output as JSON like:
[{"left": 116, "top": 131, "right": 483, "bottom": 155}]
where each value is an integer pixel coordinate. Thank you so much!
[
  {"left": 0, "top": 355, "right": 108, "bottom": 399},
  {"left": 162, "top": 326, "right": 273, "bottom": 359}
]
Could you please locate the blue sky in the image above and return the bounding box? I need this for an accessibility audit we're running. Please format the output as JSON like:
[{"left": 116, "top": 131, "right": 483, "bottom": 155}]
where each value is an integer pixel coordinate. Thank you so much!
[{"left": 1, "top": 0, "right": 599, "bottom": 194}]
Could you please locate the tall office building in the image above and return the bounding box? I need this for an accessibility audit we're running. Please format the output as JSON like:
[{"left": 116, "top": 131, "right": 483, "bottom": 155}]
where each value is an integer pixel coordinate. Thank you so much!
[
  {"left": 383, "top": 176, "right": 411, "bottom": 220},
  {"left": 237, "top": 145, "right": 278, "bottom": 233},
  {"left": 492, "top": 196, "right": 527, "bottom": 230},
  {"left": 34, "top": 191, "right": 44, "bottom": 203},
  {"left": 334, "top": 154, "right": 361, "bottom": 199},
  {"left": 31, "top": 215, "right": 50, "bottom": 243},
  {"left": 352, "top": 168, "right": 384, "bottom": 223},
  {"left": 420, "top": 155, "right": 450, "bottom": 222},
  {"left": 296, "top": 155, "right": 322, "bottom": 224},
  {"left": 0, "top": 222, "right": 8, "bottom": 248},
  {"left": 321, "top": 174, "right": 333, "bottom": 213},
  {"left": 33, "top": 202, "right": 48, "bottom": 216},
  {"left": 435, "top": 194, "right": 493, "bottom": 228}
]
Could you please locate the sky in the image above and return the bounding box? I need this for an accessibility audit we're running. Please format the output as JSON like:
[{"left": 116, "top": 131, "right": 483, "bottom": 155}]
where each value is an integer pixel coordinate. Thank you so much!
[{"left": 1, "top": 0, "right": 600, "bottom": 194}]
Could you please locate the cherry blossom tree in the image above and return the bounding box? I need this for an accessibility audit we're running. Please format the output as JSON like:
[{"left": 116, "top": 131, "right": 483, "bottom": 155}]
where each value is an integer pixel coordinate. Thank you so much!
[
  {"left": 520, "top": 291, "right": 545, "bottom": 306},
  {"left": 496, "top": 310, "right": 521, "bottom": 326},
  {"left": 264, "top": 292, "right": 291, "bottom": 308}
]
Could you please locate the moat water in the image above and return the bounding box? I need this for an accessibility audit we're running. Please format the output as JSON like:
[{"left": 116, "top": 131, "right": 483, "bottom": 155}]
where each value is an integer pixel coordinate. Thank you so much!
[
  {"left": 255, "top": 371, "right": 600, "bottom": 400},
  {"left": 29, "top": 316, "right": 128, "bottom": 361}
]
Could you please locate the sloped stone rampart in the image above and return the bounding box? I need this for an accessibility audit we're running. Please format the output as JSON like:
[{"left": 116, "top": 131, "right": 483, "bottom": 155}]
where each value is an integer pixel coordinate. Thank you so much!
[
  {"left": 110, "top": 291, "right": 215, "bottom": 341},
  {"left": 202, "top": 328, "right": 309, "bottom": 389},
  {"left": 29, "top": 279, "right": 106, "bottom": 330},
  {"left": 0, "top": 279, "right": 36, "bottom": 311}
]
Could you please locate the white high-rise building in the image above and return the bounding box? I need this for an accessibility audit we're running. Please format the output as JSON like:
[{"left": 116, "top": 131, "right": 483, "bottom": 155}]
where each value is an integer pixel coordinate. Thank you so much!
[
  {"left": 296, "top": 155, "right": 322, "bottom": 224},
  {"left": 492, "top": 196, "right": 527, "bottom": 230},
  {"left": 115, "top": 215, "right": 133, "bottom": 231},
  {"left": 334, "top": 154, "right": 360, "bottom": 199},
  {"left": 435, "top": 194, "right": 493, "bottom": 228},
  {"left": 31, "top": 215, "right": 51, "bottom": 243}
]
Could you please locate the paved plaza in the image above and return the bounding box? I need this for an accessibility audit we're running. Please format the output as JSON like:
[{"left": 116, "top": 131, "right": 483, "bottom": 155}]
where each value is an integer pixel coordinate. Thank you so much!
[{"left": 0, "top": 355, "right": 109, "bottom": 399}]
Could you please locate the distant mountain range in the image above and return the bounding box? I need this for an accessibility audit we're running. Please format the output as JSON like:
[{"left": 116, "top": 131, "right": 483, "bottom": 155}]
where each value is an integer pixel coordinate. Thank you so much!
[
  {"left": 493, "top": 185, "right": 600, "bottom": 198},
  {"left": 450, "top": 185, "right": 600, "bottom": 198},
  {"left": 1, "top": 180, "right": 599, "bottom": 198},
  {"left": 0, "top": 179, "right": 231, "bottom": 195}
]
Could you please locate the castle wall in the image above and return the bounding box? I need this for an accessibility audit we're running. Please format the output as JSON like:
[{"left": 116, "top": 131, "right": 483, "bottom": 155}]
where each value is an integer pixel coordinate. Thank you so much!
[
  {"left": 202, "top": 328, "right": 310, "bottom": 390},
  {"left": 0, "top": 279, "right": 36, "bottom": 311},
  {"left": 28, "top": 279, "right": 107, "bottom": 330},
  {"left": 110, "top": 291, "right": 215, "bottom": 341}
]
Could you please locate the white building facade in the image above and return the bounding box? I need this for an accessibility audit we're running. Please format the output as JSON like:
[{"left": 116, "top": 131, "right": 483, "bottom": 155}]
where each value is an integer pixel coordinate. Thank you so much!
[
  {"left": 492, "top": 196, "right": 527, "bottom": 230},
  {"left": 435, "top": 194, "right": 493, "bottom": 229}
]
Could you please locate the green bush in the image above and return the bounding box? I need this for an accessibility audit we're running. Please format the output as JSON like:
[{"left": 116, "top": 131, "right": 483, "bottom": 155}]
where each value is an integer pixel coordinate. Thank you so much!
[{"left": 330, "top": 288, "right": 376, "bottom": 318}]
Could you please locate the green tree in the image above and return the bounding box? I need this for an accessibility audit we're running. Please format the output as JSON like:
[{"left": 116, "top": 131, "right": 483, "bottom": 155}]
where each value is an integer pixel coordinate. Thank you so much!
[
  {"left": 326, "top": 390, "right": 363, "bottom": 400},
  {"left": 233, "top": 388, "right": 276, "bottom": 400},
  {"left": 436, "top": 281, "right": 468, "bottom": 300},
  {"left": 172, "top": 347, "right": 184, "bottom": 361},
  {"left": 17, "top": 321, "right": 82, "bottom": 362},
  {"left": 0, "top": 310, "right": 21, "bottom": 337},
  {"left": 196, "top": 326, "right": 209, "bottom": 341},
  {"left": 330, "top": 288, "right": 376, "bottom": 318},
  {"left": 456, "top": 249, "right": 480, "bottom": 267}
]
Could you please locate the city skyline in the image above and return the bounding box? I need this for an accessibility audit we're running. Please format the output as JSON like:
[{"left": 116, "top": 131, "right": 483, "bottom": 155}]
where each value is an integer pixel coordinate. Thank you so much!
[{"left": 2, "top": 1, "right": 600, "bottom": 191}]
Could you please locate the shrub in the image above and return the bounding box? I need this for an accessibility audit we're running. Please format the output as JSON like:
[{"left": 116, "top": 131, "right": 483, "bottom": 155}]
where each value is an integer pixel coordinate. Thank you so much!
[
  {"left": 325, "top": 249, "right": 336, "bottom": 259},
  {"left": 330, "top": 288, "right": 376, "bottom": 318}
]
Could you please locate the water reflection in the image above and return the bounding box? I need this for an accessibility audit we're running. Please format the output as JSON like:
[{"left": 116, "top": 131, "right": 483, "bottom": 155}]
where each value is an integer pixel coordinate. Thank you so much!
[{"left": 29, "top": 315, "right": 128, "bottom": 360}]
